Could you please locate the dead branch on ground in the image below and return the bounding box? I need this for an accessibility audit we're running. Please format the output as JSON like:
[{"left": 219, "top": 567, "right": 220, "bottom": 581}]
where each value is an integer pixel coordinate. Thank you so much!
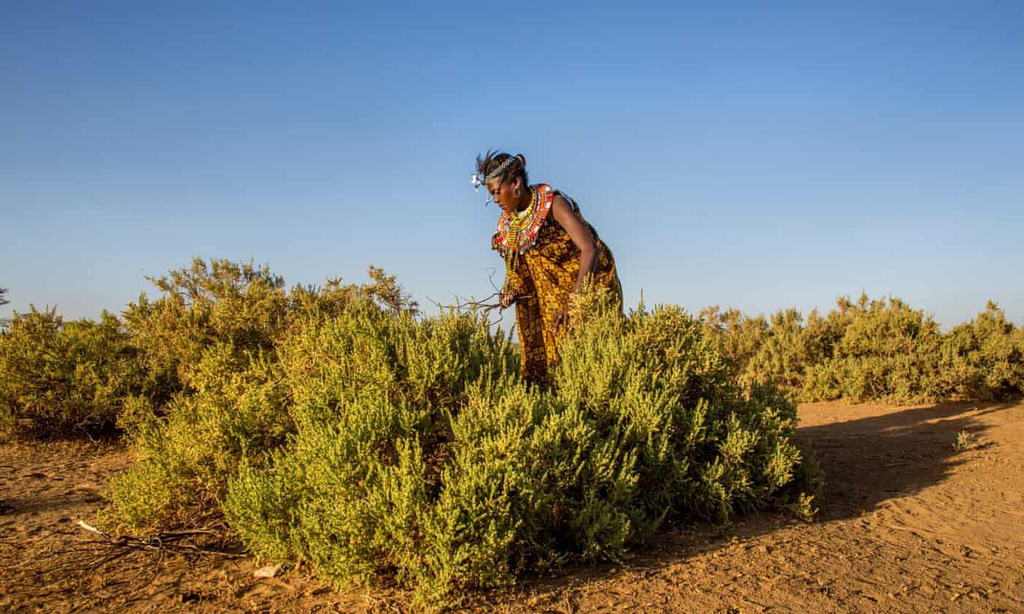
[{"left": 73, "top": 519, "right": 243, "bottom": 558}]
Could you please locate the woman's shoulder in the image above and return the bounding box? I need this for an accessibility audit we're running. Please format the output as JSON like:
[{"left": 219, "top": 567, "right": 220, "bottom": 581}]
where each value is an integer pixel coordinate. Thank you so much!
[
  {"left": 530, "top": 184, "right": 583, "bottom": 218},
  {"left": 546, "top": 187, "right": 581, "bottom": 215}
]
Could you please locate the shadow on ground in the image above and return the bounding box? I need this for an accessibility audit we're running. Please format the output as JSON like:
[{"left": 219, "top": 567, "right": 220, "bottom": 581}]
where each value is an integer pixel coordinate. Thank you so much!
[
  {"left": 480, "top": 400, "right": 1015, "bottom": 609},
  {"left": 796, "top": 400, "right": 1011, "bottom": 521}
]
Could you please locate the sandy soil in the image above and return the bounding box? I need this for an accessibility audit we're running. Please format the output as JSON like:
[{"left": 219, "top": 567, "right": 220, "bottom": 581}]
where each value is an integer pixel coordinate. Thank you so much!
[{"left": 2, "top": 400, "right": 1023, "bottom": 612}]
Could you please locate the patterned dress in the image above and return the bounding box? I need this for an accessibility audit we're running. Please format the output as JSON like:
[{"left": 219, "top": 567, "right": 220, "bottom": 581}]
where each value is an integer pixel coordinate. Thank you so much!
[{"left": 492, "top": 184, "right": 622, "bottom": 383}]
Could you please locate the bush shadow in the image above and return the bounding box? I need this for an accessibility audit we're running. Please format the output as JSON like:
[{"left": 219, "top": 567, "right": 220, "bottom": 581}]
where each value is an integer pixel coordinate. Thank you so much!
[
  {"left": 794, "top": 399, "right": 1011, "bottom": 522},
  {"left": 482, "top": 399, "right": 1015, "bottom": 610}
]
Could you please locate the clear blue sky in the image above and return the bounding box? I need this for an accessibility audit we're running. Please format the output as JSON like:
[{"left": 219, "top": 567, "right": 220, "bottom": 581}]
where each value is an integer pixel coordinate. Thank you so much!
[{"left": 2, "top": 1, "right": 1022, "bottom": 329}]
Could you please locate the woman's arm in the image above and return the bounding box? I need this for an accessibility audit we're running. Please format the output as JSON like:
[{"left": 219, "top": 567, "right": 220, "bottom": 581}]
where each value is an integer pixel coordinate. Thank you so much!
[{"left": 551, "top": 194, "right": 598, "bottom": 292}]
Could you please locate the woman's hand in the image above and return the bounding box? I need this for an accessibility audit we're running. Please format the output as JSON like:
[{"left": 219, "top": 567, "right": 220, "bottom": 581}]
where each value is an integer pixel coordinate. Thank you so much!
[
  {"left": 555, "top": 291, "right": 584, "bottom": 335},
  {"left": 554, "top": 307, "right": 568, "bottom": 334},
  {"left": 500, "top": 289, "right": 516, "bottom": 308}
]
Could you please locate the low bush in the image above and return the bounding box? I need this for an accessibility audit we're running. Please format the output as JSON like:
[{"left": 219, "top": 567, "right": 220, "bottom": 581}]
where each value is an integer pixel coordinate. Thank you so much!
[
  {"left": 101, "top": 260, "right": 420, "bottom": 529},
  {"left": 703, "top": 294, "right": 1024, "bottom": 405},
  {"left": 101, "top": 344, "right": 290, "bottom": 529},
  {"left": 121, "top": 258, "right": 414, "bottom": 405},
  {"left": 104, "top": 287, "right": 817, "bottom": 606},
  {"left": 699, "top": 306, "right": 769, "bottom": 379},
  {"left": 937, "top": 301, "right": 1024, "bottom": 400},
  {"left": 0, "top": 307, "right": 145, "bottom": 439},
  {"left": 21, "top": 257, "right": 1024, "bottom": 605},
  {"left": 802, "top": 296, "right": 944, "bottom": 403},
  {"left": 1, "top": 259, "right": 417, "bottom": 441},
  {"left": 46, "top": 259, "right": 1024, "bottom": 602}
]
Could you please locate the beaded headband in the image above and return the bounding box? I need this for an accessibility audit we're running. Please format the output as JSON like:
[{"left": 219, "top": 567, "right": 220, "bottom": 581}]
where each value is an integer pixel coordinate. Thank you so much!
[{"left": 471, "top": 155, "right": 519, "bottom": 191}]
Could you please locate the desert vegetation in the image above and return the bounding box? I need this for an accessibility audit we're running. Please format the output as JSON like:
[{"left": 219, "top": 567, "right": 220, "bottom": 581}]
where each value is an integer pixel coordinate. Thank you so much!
[
  {"left": 700, "top": 295, "right": 1024, "bottom": 404},
  {"left": 2, "top": 259, "right": 1020, "bottom": 605}
]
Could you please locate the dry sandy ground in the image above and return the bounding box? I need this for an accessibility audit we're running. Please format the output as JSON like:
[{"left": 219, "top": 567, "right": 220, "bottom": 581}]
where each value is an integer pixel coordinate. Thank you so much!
[{"left": 1, "top": 400, "right": 1023, "bottom": 612}]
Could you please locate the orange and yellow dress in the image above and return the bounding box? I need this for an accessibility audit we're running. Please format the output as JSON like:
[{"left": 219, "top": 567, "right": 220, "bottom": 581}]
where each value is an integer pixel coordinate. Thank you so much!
[{"left": 493, "top": 184, "right": 622, "bottom": 383}]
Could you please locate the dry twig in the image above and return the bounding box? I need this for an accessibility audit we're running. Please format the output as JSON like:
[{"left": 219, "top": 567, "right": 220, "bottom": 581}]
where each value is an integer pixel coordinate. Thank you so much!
[
  {"left": 74, "top": 519, "right": 242, "bottom": 558},
  {"left": 427, "top": 291, "right": 534, "bottom": 330}
]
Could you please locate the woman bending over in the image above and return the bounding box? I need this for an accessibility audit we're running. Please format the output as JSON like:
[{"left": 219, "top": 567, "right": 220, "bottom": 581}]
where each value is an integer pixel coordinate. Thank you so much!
[{"left": 473, "top": 151, "right": 622, "bottom": 384}]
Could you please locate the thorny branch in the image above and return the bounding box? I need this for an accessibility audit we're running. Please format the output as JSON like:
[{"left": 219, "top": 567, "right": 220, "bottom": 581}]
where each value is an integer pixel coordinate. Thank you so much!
[
  {"left": 426, "top": 292, "right": 533, "bottom": 331},
  {"left": 73, "top": 519, "right": 242, "bottom": 558},
  {"left": 17, "top": 520, "right": 245, "bottom": 611}
]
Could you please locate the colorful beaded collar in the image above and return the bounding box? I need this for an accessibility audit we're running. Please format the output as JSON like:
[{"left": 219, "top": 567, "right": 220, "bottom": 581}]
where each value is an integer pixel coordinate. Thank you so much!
[{"left": 492, "top": 184, "right": 553, "bottom": 258}]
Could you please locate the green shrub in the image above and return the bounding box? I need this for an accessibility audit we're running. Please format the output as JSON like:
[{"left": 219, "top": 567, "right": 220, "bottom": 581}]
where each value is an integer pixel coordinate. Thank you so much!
[
  {"left": 559, "top": 293, "right": 811, "bottom": 525},
  {"left": 702, "top": 293, "right": 1018, "bottom": 405},
  {"left": 121, "top": 258, "right": 415, "bottom": 403},
  {"left": 101, "top": 344, "right": 290, "bottom": 530},
  {"left": 221, "top": 305, "right": 523, "bottom": 596},
  {"left": 0, "top": 258, "right": 416, "bottom": 444},
  {"left": 702, "top": 305, "right": 844, "bottom": 401},
  {"left": 700, "top": 306, "right": 768, "bottom": 380},
  {"left": 802, "top": 295, "right": 944, "bottom": 403},
  {"left": 212, "top": 289, "right": 816, "bottom": 605},
  {"left": 937, "top": 301, "right": 1024, "bottom": 400},
  {"left": 0, "top": 307, "right": 144, "bottom": 439},
  {"left": 60, "top": 260, "right": 819, "bottom": 604},
  {"left": 740, "top": 308, "right": 808, "bottom": 396},
  {"left": 102, "top": 260, "right": 418, "bottom": 530}
]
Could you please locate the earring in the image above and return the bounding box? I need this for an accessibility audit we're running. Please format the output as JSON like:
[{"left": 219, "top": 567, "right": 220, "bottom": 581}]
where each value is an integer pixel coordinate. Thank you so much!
[{"left": 514, "top": 186, "right": 521, "bottom": 198}]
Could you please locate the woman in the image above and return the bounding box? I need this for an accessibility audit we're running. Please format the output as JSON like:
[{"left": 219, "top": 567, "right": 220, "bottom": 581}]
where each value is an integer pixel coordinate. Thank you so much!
[{"left": 473, "top": 151, "right": 622, "bottom": 384}]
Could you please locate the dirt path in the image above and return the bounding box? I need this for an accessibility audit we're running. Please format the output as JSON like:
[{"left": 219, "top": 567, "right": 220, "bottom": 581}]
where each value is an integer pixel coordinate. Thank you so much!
[{"left": 2, "top": 400, "right": 1023, "bottom": 612}]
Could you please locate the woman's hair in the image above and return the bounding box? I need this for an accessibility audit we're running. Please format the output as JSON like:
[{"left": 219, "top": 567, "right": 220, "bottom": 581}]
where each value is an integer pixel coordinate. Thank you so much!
[{"left": 475, "top": 150, "right": 528, "bottom": 186}]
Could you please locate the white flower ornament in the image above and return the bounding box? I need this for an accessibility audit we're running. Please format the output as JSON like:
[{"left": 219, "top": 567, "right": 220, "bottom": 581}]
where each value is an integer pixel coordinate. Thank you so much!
[{"left": 471, "top": 156, "right": 517, "bottom": 191}]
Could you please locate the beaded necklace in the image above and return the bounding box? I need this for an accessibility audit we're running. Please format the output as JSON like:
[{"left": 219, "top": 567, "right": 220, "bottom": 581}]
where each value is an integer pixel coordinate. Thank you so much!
[
  {"left": 492, "top": 184, "right": 553, "bottom": 260},
  {"left": 504, "top": 187, "right": 540, "bottom": 267}
]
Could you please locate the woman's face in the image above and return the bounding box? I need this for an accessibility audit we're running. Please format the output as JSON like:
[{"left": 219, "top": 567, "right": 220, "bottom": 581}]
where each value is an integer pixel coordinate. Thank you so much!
[{"left": 486, "top": 176, "right": 518, "bottom": 214}]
